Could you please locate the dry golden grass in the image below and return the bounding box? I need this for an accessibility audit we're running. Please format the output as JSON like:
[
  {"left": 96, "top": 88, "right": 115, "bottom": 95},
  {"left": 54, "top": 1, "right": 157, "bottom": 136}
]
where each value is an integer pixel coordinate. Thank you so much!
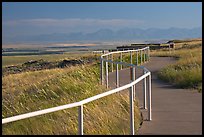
[
  {"left": 2, "top": 63, "right": 142, "bottom": 135},
  {"left": 151, "top": 40, "right": 202, "bottom": 92}
]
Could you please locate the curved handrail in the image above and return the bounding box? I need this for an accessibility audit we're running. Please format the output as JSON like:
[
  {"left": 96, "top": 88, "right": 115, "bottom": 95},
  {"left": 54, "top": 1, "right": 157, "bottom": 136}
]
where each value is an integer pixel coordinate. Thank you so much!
[
  {"left": 2, "top": 71, "right": 150, "bottom": 124},
  {"left": 2, "top": 46, "right": 152, "bottom": 135},
  {"left": 99, "top": 47, "right": 152, "bottom": 135},
  {"left": 101, "top": 46, "right": 149, "bottom": 57}
]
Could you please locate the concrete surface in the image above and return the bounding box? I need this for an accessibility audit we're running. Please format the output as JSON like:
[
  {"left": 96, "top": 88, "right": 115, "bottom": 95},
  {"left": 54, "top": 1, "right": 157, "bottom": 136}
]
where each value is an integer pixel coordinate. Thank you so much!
[{"left": 107, "top": 57, "right": 202, "bottom": 135}]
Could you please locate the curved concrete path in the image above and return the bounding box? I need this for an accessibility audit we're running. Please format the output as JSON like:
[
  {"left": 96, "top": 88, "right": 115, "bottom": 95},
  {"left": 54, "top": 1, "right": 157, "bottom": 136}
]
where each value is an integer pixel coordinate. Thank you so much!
[{"left": 108, "top": 57, "right": 202, "bottom": 135}]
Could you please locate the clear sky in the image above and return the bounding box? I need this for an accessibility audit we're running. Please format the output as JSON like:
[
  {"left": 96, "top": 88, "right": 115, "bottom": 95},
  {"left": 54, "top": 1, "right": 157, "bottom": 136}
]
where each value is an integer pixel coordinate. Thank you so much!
[{"left": 2, "top": 2, "right": 202, "bottom": 36}]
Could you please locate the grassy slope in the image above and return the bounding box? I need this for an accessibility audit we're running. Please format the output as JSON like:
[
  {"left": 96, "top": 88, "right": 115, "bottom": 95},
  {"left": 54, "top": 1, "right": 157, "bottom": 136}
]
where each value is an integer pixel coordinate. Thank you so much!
[
  {"left": 2, "top": 62, "right": 142, "bottom": 135},
  {"left": 151, "top": 41, "right": 202, "bottom": 92}
]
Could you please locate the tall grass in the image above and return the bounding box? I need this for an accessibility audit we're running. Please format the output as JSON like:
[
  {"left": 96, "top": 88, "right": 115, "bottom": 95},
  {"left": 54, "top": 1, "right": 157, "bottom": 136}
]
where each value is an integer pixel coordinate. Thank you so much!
[
  {"left": 151, "top": 42, "right": 202, "bottom": 92},
  {"left": 2, "top": 63, "right": 142, "bottom": 135}
]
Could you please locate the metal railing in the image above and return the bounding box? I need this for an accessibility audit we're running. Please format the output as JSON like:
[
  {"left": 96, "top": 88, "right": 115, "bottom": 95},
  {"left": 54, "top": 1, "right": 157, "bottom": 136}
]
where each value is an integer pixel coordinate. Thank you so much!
[{"left": 2, "top": 47, "right": 152, "bottom": 135}]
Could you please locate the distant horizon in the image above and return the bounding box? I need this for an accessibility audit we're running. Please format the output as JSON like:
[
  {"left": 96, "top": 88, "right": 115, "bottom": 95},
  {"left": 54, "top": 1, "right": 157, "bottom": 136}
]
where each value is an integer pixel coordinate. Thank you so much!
[
  {"left": 3, "top": 2, "right": 202, "bottom": 37},
  {"left": 2, "top": 26, "right": 202, "bottom": 45},
  {"left": 2, "top": 37, "right": 202, "bottom": 49}
]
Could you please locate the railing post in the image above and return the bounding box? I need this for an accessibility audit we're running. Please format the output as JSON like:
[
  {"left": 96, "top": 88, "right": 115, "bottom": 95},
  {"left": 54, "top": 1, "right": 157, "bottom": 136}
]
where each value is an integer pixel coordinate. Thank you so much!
[
  {"left": 148, "top": 47, "right": 150, "bottom": 61},
  {"left": 106, "top": 60, "right": 109, "bottom": 89},
  {"left": 116, "top": 63, "right": 119, "bottom": 88},
  {"left": 78, "top": 105, "right": 83, "bottom": 135},
  {"left": 144, "top": 49, "right": 146, "bottom": 63},
  {"left": 120, "top": 52, "right": 123, "bottom": 70},
  {"left": 100, "top": 57, "right": 104, "bottom": 85},
  {"left": 111, "top": 54, "right": 113, "bottom": 72},
  {"left": 143, "top": 70, "right": 147, "bottom": 109},
  {"left": 147, "top": 48, "right": 148, "bottom": 61},
  {"left": 140, "top": 50, "right": 142, "bottom": 65},
  {"left": 136, "top": 51, "right": 138, "bottom": 66},
  {"left": 131, "top": 67, "right": 135, "bottom": 100},
  {"left": 134, "top": 67, "right": 137, "bottom": 99},
  {"left": 148, "top": 73, "right": 152, "bottom": 121},
  {"left": 129, "top": 85, "right": 135, "bottom": 135},
  {"left": 130, "top": 51, "right": 132, "bottom": 64}
]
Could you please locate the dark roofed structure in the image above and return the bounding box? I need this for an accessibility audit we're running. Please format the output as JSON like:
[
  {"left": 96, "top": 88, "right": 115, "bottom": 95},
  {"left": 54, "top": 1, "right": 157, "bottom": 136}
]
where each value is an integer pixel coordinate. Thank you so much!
[{"left": 117, "top": 41, "right": 174, "bottom": 51}]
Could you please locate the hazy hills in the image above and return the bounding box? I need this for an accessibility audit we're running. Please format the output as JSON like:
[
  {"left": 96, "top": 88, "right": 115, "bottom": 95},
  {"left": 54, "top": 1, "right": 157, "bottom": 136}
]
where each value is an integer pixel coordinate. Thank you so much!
[{"left": 3, "top": 27, "right": 202, "bottom": 44}]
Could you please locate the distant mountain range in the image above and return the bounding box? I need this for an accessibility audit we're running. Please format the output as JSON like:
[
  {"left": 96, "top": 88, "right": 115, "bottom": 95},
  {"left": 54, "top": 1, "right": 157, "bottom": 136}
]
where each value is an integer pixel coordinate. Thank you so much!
[{"left": 3, "top": 27, "right": 202, "bottom": 44}]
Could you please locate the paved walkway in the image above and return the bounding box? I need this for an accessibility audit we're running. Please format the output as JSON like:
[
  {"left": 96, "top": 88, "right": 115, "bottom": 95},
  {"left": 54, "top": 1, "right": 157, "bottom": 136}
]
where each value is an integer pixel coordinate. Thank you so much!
[{"left": 108, "top": 57, "right": 202, "bottom": 135}]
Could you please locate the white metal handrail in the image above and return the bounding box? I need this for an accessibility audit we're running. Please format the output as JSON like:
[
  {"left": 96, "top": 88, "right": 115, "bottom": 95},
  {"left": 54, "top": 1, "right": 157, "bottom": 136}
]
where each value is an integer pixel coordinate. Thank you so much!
[
  {"left": 100, "top": 46, "right": 151, "bottom": 135},
  {"left": 2, "top": 46, "right": 152, "bottom": 135}
]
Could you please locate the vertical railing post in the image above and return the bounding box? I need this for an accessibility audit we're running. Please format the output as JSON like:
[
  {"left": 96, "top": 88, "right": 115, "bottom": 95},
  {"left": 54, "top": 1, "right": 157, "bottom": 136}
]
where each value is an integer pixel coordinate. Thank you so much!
[
  {"left": 111, "top": 54, "right": 113, "bottom": 72},
  {"left": 148, "top": 73, "right": 152, "bottom": 121},
  {"left": 78, "top": 105, "right": 83, "bottom": 135},
  {"left": 136, "top": 51, "right": 138, "bottom": 66},
  {"left": 147, "top": 48, "right": 148, "bottom": 61},
  {"left": 120, "top": 52, "right": 123, "bottom": 70},
  {"left": 131, "top": 67, "right": 135, "bottom": 100},
  {"left": 143, "top": 70, "right": 147, "bottom": 109},
  {"left": 140, "top": 50, "right": 142, "bottom": 65},
  {"left": 129, "top": 85, "right": 134, "bottom": 135},
  {"left": 106, "top": 60, "right": 109, "bottom": 89},
  {"left": 134, "top": 66, "right": 137, "bottom": 99},
  {"left": 100, "top": 57, "right": 104, "bottom": 85},
  {"left": 116, "top": 63, "right": 119, "bottom": 88},
  {"left": 130, "top": 51, "right": 132, "bottom": 64},
  {"left": 148, "top": 47, "right": 150, "bottom": 61},
  {"left": 144, "top": 49, "right": 146, "bottom": 63}
]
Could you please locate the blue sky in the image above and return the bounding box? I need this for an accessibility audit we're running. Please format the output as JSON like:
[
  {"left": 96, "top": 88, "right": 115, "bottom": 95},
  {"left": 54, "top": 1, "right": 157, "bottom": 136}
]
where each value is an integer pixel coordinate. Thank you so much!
[{"left": 2, "top": 2, "right": 202, "bottom": 37}]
